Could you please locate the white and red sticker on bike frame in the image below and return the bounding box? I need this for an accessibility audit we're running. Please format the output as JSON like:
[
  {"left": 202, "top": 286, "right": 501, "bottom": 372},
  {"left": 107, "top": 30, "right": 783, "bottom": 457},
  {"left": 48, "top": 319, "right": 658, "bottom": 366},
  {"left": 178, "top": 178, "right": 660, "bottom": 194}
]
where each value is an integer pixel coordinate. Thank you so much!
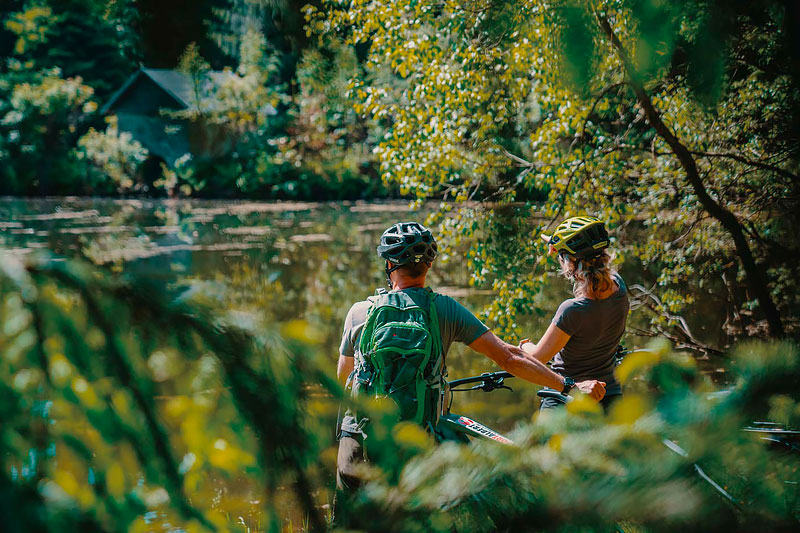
[{"left": 456, "top": 416, "right": 513, "bottom": 445}]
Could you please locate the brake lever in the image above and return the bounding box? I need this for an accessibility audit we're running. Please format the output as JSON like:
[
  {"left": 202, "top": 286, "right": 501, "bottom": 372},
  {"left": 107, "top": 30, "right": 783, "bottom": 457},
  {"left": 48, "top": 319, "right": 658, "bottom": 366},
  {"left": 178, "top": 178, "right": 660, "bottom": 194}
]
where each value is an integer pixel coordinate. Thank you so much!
[{"left": 481, "top": 379, "right": 513, "bottom": 393}]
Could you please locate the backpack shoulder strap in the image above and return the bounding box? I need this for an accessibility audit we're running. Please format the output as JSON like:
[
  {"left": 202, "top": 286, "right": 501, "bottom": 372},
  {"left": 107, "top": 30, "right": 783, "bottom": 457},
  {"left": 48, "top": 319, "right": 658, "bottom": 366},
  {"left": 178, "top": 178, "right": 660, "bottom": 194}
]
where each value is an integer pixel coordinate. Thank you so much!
[
  {"left": 360, "top": 290, "right": 391, "bottom": 355},
  {"left": 424, "top": 287, "right": 444, "bottom": 376},
  {"left": 374, "top": 287, "right": 388, "bottom": 296},
  {"left": 366, "top": 287, "right": 386, "bottom": 305}
]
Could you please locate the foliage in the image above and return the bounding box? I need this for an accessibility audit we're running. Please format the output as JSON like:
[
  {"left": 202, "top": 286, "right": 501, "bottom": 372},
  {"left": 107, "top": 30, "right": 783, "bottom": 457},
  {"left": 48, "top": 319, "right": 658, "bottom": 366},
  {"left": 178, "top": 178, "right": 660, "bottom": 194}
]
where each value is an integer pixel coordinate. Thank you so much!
[
  {"left": 0, "top": 66, "right": 97, "bottom": 195},
  {"left": 0, "top": 1, "right": 381, "bottom": 200},
  {"left": 268, "top": 40, "right": 385, "bottom": 199},
  {"left": 167, "top": 28, "right": 384, "bottom": 200},
  {"left": 75, "top": 115, "right": 150, "bottom": 194},
  {"left": 341, "top": 342, "right": 800, "bottom": 532},
  {"left": 0, "top": 254, "right": 339, "bottom": 532},
  {"left": 1, "top": 253, "right": 799, "bottom": 532},
  {"left": 211, "top": 0, "right": 317, "bottom": 74},
  {"left": 311, "top": 0, "right": 800, "bottom": 343},
  {"left": 2, "top": 0, "right": 138, "bottom": 99},
  {"left": 0, "top": 0, "right": 143, "bottom": 195},
  {"left": 3, "top": 4, "right": 58, "bottom": 56}
]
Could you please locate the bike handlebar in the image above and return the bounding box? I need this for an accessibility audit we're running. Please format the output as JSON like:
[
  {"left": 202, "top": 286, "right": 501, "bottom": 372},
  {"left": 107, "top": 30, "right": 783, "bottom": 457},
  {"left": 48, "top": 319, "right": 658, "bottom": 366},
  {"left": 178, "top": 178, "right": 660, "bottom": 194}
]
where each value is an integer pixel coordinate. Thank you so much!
[
  {"left": 445, "top": 346, "right": 634, "bottom": 395},
  {"left": 447, "top": 371, "right": 514, "bottom": 389}
]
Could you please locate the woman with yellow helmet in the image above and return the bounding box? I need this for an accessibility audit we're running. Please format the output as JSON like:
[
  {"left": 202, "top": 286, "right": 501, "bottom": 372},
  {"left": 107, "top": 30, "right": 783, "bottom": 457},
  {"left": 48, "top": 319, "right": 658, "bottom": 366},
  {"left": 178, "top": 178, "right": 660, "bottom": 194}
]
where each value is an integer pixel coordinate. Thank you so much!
[{"left": 520, "top": 216, "right": 630, "bottom": 411}]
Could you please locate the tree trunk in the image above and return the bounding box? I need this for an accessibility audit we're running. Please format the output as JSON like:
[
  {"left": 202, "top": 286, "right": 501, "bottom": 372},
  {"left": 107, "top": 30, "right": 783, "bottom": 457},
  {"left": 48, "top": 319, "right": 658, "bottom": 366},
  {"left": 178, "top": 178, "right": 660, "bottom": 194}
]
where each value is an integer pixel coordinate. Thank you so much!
[{"left": 595, "top": 12, "right": 785, "bottom": 337}]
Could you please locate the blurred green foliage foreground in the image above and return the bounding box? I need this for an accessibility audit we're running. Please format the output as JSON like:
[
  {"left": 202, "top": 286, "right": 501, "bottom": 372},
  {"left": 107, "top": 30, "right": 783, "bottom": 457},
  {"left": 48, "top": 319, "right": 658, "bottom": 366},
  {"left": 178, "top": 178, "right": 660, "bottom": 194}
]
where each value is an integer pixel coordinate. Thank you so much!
[{"left": 1, "top": 255, "right": 799, "bottom": 532}]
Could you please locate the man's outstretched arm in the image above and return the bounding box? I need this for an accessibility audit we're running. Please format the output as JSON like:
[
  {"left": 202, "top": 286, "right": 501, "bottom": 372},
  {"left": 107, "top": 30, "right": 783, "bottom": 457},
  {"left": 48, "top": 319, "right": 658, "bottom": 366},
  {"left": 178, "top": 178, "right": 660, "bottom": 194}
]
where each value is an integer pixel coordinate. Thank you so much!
[{"left": 468, "top": 330, "right": 606, "bottom": 401}]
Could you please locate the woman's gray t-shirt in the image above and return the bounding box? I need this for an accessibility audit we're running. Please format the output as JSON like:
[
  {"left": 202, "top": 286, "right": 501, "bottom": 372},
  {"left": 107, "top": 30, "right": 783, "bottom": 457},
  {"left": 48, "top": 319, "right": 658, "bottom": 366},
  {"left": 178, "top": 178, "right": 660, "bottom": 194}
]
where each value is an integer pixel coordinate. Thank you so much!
[{"left": 550, "top": 274, "right": 629, "bottom": 395}]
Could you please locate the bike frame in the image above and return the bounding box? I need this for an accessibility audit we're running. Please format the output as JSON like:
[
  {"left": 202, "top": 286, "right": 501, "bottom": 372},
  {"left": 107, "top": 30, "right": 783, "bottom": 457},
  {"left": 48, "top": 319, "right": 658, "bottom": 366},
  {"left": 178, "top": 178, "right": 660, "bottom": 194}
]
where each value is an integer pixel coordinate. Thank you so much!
[{"left": 438, "top": 371, "right": 516, "bottom": 445}]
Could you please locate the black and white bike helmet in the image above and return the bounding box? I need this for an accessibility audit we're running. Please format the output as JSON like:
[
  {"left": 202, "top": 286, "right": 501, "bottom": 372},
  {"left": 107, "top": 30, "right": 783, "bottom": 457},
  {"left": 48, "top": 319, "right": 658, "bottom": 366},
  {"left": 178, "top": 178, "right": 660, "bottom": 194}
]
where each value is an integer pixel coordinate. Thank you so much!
[{"left": 377, "top": 222, "right": 438, "bottom": 266}]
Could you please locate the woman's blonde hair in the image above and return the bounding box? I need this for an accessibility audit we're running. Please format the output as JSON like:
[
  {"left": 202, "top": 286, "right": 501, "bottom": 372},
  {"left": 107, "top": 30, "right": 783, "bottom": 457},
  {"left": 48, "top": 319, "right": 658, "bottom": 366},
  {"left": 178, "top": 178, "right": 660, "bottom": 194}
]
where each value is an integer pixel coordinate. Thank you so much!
[{"left": 557, "top": 250, "right": 617, "bottom": 299}]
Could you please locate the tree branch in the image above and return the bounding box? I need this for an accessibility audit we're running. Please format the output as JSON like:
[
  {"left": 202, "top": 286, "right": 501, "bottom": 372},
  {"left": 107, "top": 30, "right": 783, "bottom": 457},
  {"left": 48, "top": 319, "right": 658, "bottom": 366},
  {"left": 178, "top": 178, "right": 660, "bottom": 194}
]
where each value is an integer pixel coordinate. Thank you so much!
[
  {"left": 581, "top": 81, "right": 627, "bottom": 141},
  {"left": 688, "top": 150, "right": 800, "bottom": 183},
  {"left": 628, "top": 284, "right": 725, "bottom": 356},
  {"left": 594, "top": 10, "right": 785, "bottom": 337}
]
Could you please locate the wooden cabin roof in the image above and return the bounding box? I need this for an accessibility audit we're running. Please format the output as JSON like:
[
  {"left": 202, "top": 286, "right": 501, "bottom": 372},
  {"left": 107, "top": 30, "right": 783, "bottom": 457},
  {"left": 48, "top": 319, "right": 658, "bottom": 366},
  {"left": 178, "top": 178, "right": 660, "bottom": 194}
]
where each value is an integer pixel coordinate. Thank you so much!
[{"left": 101, "top": 68, "right": 235, "bottom": 115}]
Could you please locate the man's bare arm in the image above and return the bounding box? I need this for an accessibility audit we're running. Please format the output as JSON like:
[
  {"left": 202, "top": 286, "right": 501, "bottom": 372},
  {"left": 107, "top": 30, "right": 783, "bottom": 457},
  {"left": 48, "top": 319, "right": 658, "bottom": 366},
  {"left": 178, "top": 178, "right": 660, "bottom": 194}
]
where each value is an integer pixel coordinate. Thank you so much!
[
  {"left": 337, "top": 354, "right": 354, "bottom": 385},
  {"left": 468, "top": 330, "right": 606, "bottom": 401},
  {"left": 469, "top": 330, "right": 565, "bottom": 389}
]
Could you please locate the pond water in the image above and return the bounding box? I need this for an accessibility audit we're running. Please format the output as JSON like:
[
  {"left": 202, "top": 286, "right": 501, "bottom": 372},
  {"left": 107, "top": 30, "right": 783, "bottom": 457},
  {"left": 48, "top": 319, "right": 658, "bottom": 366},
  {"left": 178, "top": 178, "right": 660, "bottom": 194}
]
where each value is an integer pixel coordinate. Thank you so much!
[{"left": 0, "top": 197, "right": 727, "bottom": 434}]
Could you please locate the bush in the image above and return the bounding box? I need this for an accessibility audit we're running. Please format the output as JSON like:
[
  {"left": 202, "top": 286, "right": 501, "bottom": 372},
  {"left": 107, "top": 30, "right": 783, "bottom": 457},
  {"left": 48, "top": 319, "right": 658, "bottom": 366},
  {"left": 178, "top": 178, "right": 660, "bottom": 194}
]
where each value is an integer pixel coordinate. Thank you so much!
[
  {"left": 0, "top": 67, "right": 96, "bottom": 195},
  {"left": 75, "top": 116, "right": 150, "bottom": 194}
]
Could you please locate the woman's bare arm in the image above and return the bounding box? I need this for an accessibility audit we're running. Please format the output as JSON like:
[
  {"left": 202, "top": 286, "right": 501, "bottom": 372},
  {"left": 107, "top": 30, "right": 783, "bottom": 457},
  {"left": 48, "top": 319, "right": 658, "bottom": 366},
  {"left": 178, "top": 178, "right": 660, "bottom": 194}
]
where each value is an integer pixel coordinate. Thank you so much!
[{"left": 520, "top": 323, "right": 571, "bottom": 364}]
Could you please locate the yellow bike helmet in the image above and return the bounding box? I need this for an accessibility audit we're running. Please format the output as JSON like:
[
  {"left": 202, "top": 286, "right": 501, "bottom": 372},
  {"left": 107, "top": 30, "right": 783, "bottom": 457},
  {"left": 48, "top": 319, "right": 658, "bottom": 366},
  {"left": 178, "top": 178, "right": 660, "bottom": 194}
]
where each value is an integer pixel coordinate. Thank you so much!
[{"left": 541, "top": 216, "right": 609, "bottom": 258}]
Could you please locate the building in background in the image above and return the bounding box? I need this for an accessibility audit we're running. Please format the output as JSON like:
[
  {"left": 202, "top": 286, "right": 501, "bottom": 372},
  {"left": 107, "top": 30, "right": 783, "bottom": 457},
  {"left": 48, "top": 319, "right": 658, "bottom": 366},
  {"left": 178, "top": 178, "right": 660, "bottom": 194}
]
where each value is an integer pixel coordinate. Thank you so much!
[{"left": 102, "top": 67, "right": 271, "bottom": 177}]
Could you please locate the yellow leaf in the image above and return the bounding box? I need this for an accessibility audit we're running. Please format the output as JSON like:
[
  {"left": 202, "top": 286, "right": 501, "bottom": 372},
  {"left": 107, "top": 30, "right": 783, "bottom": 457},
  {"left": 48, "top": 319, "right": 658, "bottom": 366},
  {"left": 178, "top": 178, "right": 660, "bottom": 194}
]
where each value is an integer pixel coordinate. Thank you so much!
[
  {"left": 609, "top": 394, "right": 651, "bottom": 425},
  {"left": 566, "top": 393, "right": 603, "bottom": 415},
  {"left": 118, "top": 443, "right": 140, "bottom": 475},
  {"left": 392, "top": 421, "right": 433, "bottom": 451},
  {"left": 281, "top": 319, "right": 323, "bottom": 344},
  {"left": 128, "top": 517, "right": 150, "bottom": 533},
  {"left": 615, "top": 349, "right": 661, "bottom": 385},
  {"left": 71, "top": 376, "right": 100, "bottom": 408},
  {"left": 53, "top": 469, "right": 80, "bottom": 499},
  {"left": 106, "top": 463, "right": 126, "bottom": 499}
]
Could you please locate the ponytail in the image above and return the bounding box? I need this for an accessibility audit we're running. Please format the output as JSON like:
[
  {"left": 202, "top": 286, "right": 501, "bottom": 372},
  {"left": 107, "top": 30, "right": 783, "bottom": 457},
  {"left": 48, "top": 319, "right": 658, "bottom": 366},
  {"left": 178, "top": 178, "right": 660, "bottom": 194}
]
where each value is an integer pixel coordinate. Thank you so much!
[{"left": 558, "top": 250, "right": 616, "bottom": 299}]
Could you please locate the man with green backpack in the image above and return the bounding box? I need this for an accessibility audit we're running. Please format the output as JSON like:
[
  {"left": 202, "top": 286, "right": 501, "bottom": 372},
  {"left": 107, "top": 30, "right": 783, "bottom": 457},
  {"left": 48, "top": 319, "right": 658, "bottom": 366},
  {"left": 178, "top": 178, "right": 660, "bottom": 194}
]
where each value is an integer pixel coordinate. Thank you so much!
[{"left": 336, "top": 222, "right": 607, "bottom": 491}]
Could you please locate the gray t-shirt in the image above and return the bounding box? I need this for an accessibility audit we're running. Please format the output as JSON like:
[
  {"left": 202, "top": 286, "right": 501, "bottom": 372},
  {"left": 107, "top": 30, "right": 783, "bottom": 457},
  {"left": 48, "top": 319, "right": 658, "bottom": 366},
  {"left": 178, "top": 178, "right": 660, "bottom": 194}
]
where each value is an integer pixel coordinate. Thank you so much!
[
  {"left": 550, "top": 274, "right": 629, "bottom": 395},
  {"left": 340, "top": 287, "right": 489, "bottom": 360}
]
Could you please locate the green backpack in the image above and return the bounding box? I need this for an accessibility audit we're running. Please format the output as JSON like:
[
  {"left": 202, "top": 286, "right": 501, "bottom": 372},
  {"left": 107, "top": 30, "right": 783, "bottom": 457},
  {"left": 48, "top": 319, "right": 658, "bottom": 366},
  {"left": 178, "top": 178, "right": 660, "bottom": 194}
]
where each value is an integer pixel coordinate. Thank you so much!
[{"left": 355, "top": 288, "right": 445, "bottom": 429}]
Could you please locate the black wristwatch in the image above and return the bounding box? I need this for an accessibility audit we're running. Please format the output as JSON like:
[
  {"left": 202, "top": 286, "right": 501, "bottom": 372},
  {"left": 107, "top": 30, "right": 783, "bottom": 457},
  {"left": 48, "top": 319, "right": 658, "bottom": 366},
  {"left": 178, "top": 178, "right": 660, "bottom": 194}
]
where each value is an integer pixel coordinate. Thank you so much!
[{"left": 561, "top": 377, "right": 576, "bottom": 395}]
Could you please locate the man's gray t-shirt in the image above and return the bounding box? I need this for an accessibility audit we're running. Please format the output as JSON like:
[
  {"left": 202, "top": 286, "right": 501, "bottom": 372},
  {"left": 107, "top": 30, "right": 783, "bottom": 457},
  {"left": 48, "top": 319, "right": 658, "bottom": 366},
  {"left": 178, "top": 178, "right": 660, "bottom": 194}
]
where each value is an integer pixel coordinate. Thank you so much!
[
  {"left": 340, "top": 287, "right": 489, "bottom": 361},
  {"left": 550, "top": 273, "right": 629, "bottom": 395}
]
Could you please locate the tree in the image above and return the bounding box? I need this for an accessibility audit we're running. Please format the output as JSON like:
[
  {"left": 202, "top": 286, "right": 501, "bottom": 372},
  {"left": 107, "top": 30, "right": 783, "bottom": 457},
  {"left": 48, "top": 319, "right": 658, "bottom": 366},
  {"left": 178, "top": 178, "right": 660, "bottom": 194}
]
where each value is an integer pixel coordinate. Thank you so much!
[
  {"left": 0, "top": 1, "right": 142, "bottom": 195},
  {"left": 312, "top": 0, "right": 800, "bottom": 344},
  {"left": 3, "top": 0, "right": 138, "bottom": 99}
]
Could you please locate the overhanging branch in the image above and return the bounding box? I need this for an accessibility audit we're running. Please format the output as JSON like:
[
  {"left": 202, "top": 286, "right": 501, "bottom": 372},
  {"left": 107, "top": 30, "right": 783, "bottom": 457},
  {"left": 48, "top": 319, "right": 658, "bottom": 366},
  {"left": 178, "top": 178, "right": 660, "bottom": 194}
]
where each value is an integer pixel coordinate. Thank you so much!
[{"left": 594, "top": 9, "right": 785, "bottom": 337}]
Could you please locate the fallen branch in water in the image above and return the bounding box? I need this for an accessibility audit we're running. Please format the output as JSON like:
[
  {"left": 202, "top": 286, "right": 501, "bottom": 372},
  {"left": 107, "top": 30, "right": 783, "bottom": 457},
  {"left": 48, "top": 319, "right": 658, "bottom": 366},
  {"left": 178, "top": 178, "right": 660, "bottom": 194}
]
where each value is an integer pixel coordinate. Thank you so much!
[{"left": 628, "top": 283, "right": 725, "bottom": 356}]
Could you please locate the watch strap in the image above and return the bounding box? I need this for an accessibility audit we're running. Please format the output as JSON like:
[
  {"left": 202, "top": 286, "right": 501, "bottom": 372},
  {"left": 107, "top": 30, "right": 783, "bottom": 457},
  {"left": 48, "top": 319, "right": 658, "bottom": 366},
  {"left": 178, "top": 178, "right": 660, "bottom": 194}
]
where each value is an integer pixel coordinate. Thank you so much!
[{"left": 561, "top": 377, "right": 576, "bottom": 395}]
